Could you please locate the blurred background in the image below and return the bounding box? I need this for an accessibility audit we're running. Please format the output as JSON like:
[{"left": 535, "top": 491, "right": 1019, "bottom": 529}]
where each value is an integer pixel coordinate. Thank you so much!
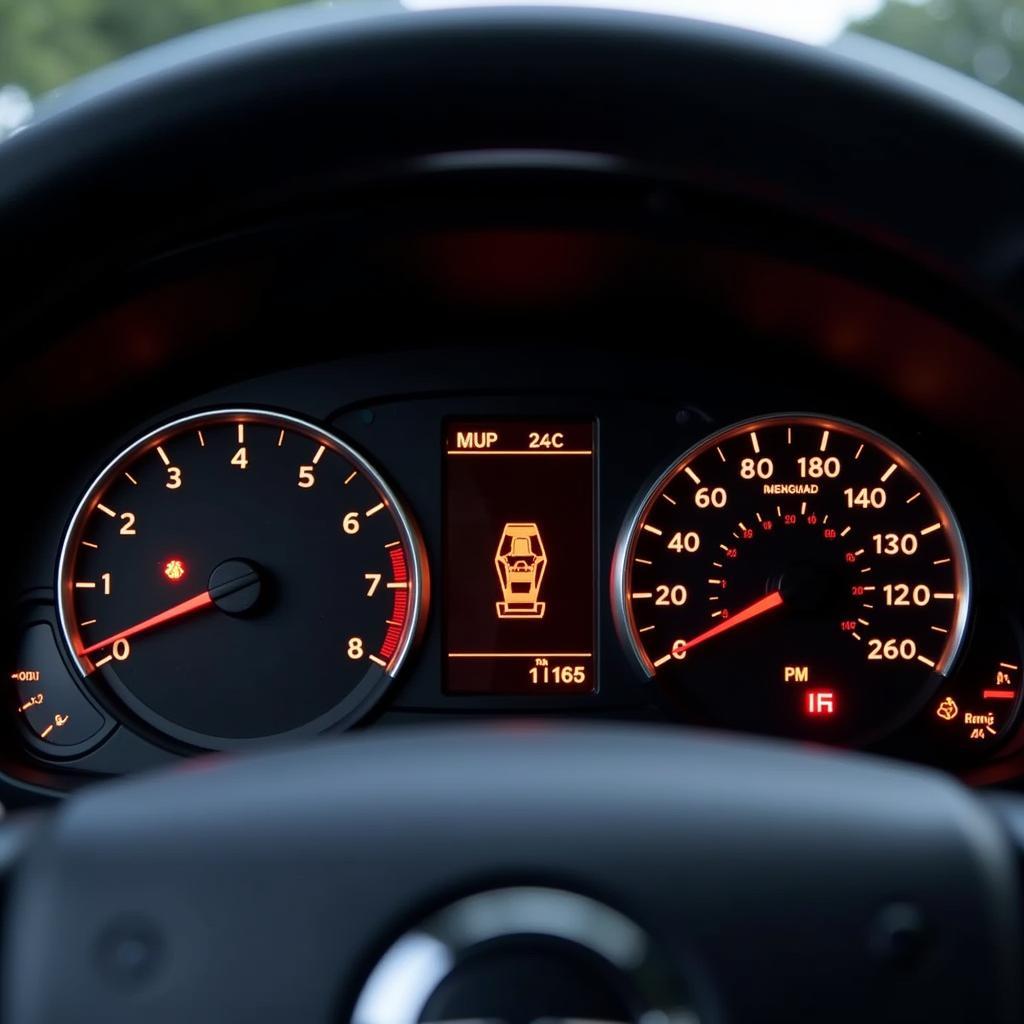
[{"left": 0, "top": 0, "right": 1021, "bottom": 138}]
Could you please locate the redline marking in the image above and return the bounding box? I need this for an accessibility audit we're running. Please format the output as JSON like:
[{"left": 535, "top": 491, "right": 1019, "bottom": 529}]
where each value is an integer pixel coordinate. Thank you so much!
[{"left": 984, "top": 690, "right": 1016, "bottom": 700}]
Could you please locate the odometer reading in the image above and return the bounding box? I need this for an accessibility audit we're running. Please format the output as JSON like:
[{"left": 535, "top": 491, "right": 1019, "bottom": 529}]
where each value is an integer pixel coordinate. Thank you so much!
[
  {"left": 613, "top": 415, "right": 970, "bottom": 742},
  {"left": 58, "top": 409, "right": 426, "bottom": 748}
]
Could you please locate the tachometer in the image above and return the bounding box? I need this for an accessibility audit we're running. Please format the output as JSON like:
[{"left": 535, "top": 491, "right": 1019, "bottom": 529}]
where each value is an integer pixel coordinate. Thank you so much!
[
  {"left": 612, "top": 414, "right": 970, "bottom": 743},
  {"left": 58, "top": 409, "right": 427, "bottom": 749}
]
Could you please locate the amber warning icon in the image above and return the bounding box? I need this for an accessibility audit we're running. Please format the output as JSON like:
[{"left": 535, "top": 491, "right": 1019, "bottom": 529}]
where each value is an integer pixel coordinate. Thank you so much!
[{"left": 495, "top": 523, "right": 547, "bottom": 619}]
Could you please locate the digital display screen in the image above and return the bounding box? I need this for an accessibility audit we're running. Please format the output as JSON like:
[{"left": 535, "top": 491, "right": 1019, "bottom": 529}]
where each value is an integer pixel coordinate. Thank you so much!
[{"left": 444, "top": 420, "right": 596, "bottom": 695}]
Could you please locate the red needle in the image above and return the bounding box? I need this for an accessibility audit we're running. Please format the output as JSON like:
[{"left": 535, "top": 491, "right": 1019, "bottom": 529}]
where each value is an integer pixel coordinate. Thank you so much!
[
  {"left": 668, "top": 590, "right": 784, "bottom": 659},
  {"left": 78, "top": 590, "right": 213, "bottom": 656}
]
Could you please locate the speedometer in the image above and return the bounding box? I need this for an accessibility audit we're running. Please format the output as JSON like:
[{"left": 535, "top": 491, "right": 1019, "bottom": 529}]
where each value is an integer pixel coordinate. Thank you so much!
[{"left": 612, "top": 415, "right": 970, "bottom": 743}]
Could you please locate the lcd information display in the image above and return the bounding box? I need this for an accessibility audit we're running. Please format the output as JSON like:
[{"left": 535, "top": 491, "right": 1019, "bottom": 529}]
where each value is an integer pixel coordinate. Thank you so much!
[{"left": 444, "top": 420, "right": 596, "bottom": 695}]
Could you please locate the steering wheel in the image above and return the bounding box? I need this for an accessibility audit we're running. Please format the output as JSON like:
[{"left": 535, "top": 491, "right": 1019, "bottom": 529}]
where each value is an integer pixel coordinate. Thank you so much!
[{"left": 3, "top": 7, "right": 1024, "bottom": 1022}]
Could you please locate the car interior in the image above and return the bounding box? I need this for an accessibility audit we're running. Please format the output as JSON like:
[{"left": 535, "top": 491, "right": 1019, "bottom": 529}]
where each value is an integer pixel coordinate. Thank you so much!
[{"left": 3, "top": 2, "right": 1024, "bottom": 1021}]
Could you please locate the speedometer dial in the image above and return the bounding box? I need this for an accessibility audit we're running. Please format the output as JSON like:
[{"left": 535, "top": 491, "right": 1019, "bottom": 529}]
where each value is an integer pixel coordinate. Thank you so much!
[
  {"left": 613, "top": 415, "right": 970, "bottom": 743},
  {"left": 58, "top": 409, "right": 426, "bottom": 749}
]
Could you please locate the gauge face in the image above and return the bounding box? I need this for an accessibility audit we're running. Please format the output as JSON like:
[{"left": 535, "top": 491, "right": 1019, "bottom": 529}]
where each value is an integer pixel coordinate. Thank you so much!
[
  {"left": 613, "top": 415, "right": 970, "bottom": 743},
  {"left": 58, "top": 409, "right": 426, "bottom": 748}
]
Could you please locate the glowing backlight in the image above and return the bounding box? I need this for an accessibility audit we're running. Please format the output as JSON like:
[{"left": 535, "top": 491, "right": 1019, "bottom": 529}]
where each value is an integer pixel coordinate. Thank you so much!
[{"left": 444, "top": 420, "right": 596, "bottom": 695}]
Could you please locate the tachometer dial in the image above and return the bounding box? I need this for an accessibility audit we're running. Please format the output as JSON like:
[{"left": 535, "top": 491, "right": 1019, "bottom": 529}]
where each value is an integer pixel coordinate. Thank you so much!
[
  {"left": 613, "top": 415, "right": 970, "bottom": 743},
  {"left": 58, "top": 409, "right": 426, "bottom": 749}
]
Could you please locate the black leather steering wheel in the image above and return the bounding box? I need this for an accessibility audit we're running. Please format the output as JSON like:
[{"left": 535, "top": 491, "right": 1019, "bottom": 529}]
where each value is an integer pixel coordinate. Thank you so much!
[{"left": 3, "top": 7, "right": 1024, "bottom": 1022}]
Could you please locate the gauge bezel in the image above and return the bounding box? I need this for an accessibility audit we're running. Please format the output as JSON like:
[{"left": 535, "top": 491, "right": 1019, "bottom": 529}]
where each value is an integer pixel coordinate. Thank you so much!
[
  {"left": 611, "top": 412, "right": 972, "bottom": 699},
  {"left": 56, "top": 406, "right": 429, "bottom": 748}
]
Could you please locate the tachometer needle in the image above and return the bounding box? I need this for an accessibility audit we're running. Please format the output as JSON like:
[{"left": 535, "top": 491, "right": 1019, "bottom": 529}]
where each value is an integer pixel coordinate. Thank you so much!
[
  {"left": 664, "top": 590, "right": 784, "bottom": 661},
  {"left": 78, "top": 590, "right": 213, "bottom": 656}
]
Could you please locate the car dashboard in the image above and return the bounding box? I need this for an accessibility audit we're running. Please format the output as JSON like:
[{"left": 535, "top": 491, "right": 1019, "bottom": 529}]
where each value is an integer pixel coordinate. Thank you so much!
[{"left": 6, "top": 175, "right": 1024, "bottom": 797}]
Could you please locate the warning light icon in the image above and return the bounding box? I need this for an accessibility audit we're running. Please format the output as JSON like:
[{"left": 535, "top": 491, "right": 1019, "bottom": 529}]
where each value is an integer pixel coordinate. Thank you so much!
[
  {"left": 495, "top": 523, "right": 547, "bottom": 619},
  {"left": 936, "top": 696, "right": 959, "bottom": 721},
  {"left": 163, "top": 559, "right": 186, "bottom": 582}
]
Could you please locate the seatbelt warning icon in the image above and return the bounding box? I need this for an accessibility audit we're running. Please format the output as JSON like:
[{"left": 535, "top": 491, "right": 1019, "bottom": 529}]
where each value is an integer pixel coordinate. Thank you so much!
[{"left": 495, "top": 523, "right": 547, "bottom": 619}]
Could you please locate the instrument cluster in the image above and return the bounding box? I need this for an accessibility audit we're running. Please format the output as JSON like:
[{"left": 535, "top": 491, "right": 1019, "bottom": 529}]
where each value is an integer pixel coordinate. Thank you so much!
[{"left": 8, "top": 352, "right": 1024, "bottom": 788}]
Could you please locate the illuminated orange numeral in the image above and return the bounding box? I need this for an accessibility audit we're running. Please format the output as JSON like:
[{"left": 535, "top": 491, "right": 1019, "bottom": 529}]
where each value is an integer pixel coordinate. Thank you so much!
[
  {"left": 695, "top": 486, "right": 727, "bottom": 509},
  {"left": 872, "top": 532, "right": 918, "bottom": 555},
  {"left": 297, "top": 466, "right": 315, "bottom": 489},
  {"left": 883, "top": 583, "right": 931, "bottom": 607},
  {"left": 231, "top": 447, "right": 248, "bottom": 470},
  {"left": 797, "top": 456, "right": 840, "bottom": 479},
  {"left": 867, "top": 638, "right": 917, "bottom": 661},
  {"left": 667, "top": 531, "right": 700, "bottom": 553},
  {"left": 342, "top": 512, "right": 361, "bottom": 535},
  {"left": 347, "top": 637, "right": 364, "bottom": 660},
  {"left": 165, "top": 467, "right": 182, "bottom": 489},
  {"left": 655, "top": 584, "right": 687, "bottom": 606},
  {"left": 119, "top": 512, "right": 136, "bottom": 536},
  {"left": 101, "top": 572, "right": 112, "bottom": 595},
  {"left": 845, "top": 486, "right": 886, "bottom": 509},
  {"left": 112, "top": 638, "right": 130, "bottom": 661},
  {"left": 364, "top": 573, "right": 382, "bottom": 597},
  {"left": 740, "top": 457, "right": 773, "bottom": 480}
]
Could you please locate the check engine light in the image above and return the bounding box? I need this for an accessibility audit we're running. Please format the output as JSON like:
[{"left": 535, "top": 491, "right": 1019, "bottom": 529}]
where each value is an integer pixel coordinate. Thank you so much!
[{"left": 163, "top": 558, "right": 186, "bottom": 582}]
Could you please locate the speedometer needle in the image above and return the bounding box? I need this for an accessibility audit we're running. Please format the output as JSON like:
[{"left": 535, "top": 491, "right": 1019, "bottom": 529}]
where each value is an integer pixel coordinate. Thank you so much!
[
  {"left": 78, "top": 590, "right": 213, "bottom": 656},
  {"left": 668, "top": 590, "right": 784, "bottom": 658}
]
